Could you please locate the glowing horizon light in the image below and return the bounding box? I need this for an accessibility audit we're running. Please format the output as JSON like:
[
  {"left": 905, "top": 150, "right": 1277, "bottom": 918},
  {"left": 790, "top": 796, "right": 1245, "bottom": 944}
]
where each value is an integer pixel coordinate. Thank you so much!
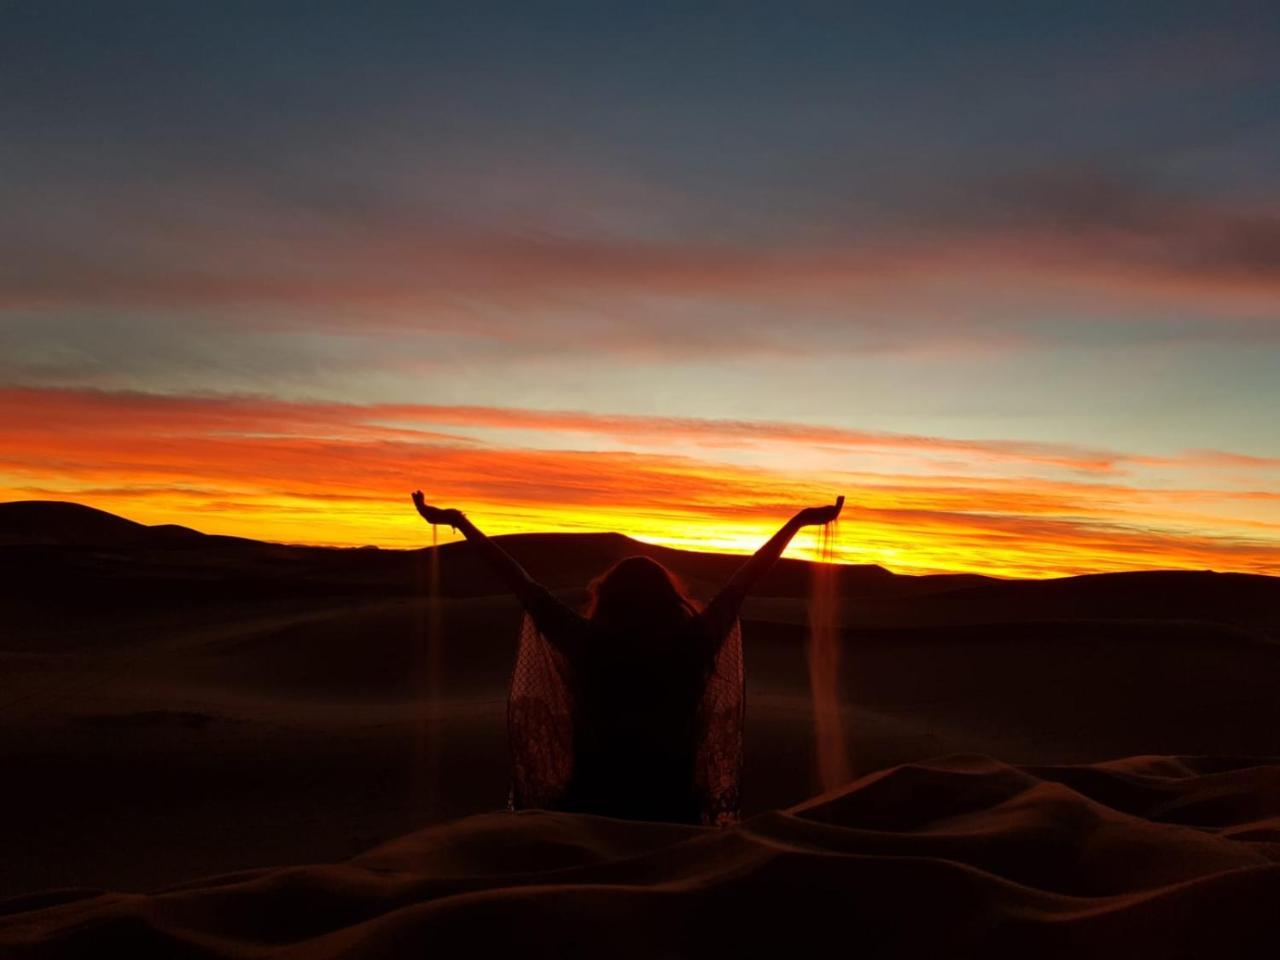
[{"left": 0, "top": 385, "right": 1276, "bottom": 580}]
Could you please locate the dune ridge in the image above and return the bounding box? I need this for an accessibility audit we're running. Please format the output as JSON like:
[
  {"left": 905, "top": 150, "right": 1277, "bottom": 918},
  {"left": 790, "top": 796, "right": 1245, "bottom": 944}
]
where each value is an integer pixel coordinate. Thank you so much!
[{"left": 3, "top": 754, "right": 1279, "bottom": 958}]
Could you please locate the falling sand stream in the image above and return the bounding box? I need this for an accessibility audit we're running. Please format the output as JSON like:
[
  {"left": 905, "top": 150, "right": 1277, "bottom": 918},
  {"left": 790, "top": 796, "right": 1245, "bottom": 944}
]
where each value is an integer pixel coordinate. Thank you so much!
[
  {"left": 413, "top": 527, "right": 444, "bottom": 819},
  {"left": 808, "top": 515, "right": 851, "bottom": 792}
]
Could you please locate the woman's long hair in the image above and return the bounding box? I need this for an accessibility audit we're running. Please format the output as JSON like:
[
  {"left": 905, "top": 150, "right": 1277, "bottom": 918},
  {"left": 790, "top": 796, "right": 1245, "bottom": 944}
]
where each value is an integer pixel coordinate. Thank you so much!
[{"left": 584, "top": 555, "right": 701, "bottom": 634}]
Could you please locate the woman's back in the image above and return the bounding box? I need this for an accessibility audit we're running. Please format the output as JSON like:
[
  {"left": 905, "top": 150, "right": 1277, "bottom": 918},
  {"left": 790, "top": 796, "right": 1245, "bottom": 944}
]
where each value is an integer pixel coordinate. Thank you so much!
[
  {"left": 565, "top": 618, "right": 721, "bottom": 821},
  {"left": 510, "top": 585, "right": 742, "bottom": 824}
]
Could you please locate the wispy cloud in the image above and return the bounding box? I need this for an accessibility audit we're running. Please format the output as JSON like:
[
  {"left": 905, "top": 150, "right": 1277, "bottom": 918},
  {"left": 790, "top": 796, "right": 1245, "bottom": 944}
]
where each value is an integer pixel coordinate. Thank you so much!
[
  {"left": 14, "top": 387, "right": 1280, "bottom": 476},
  {"left": 6, "top": 210, "right": 1279, "bottom": 315},
  {"left": 2, "top": 387, "right": 1276, "bottom": 577}
]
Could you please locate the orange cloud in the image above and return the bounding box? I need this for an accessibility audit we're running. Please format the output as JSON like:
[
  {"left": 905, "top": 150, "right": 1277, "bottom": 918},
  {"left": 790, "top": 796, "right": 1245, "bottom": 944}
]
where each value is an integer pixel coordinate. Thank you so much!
[
  {"left": 1, "top": 388, "right": 1277, "bottom": 578},
  {"left": 13, "top": 387, "right": 1268, "bottom": 476}
]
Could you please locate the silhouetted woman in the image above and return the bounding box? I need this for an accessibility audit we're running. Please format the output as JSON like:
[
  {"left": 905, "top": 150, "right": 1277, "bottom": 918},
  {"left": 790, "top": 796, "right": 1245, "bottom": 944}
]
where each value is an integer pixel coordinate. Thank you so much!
[{"left": 411, "top": 491, "right": 843, "bottom": 825}]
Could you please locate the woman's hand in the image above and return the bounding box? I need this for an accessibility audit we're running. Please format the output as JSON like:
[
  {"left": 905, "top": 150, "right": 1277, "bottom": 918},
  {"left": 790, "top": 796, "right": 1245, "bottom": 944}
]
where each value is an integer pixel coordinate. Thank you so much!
[
  {"left": 411, "top": 490, "right": 464, "bottom": 528},
  {"left": 795, "top": 495, "right": 845, "bottom": 527}
]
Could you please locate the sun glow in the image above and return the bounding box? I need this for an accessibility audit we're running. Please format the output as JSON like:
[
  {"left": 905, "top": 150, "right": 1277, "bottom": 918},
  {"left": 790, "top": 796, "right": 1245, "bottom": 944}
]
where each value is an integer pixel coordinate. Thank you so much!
[{"left": 1, "top": 387, "right": 1277, "bottom": 578}]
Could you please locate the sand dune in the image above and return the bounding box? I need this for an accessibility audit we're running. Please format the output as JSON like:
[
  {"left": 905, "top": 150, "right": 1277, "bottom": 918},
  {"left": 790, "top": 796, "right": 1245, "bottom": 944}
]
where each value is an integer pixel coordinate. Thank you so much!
[
  {"left": 3, "top": 754, "right": 1278, "bottom": 958},
  {"left": 4, "top": 501, "right": 1280, "bottom": 951}
]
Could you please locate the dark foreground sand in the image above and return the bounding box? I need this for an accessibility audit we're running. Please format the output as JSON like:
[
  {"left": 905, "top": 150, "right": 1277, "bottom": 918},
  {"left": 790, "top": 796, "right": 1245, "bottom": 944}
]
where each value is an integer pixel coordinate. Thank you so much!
[
  {"left": 3, "top": 503, "right": 1279, "bottom": 954},
  {"left": 4, "top": 755, "right": 1280, "bottom": 958}
]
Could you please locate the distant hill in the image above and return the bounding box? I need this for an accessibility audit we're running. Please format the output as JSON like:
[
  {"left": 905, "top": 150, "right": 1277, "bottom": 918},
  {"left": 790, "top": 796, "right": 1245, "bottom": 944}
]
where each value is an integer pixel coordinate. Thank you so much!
[
  {"left": 0, "top": 501, "right": 1276, "bottom": 639},
  {"left": 0, "top": 500, "right": 240, "bottom": 548},
  {"left": 0, "top": 500, "right": 171, "bottom": 546},
  {"left": 0, "top": 500, "right": 968, "bottom": 599}
]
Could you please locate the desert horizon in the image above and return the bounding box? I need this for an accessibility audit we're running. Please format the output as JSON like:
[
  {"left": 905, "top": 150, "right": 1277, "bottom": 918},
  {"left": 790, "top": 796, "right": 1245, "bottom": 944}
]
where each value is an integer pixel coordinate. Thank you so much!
[{"left": 2, "top": 497, "right": 1267, "bottom": 582}]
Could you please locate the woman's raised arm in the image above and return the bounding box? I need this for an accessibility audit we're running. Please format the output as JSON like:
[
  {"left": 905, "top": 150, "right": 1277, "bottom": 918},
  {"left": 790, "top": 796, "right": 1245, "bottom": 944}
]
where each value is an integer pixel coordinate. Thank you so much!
[
  {"left": 411, "top": 490, "right": 536, "bottom": 597},
  {"left": 410, "top": 491, "right": 588, "bottom": 645},
  {"left": 704, "top": 496, "right": 844, "bottom": 629}
]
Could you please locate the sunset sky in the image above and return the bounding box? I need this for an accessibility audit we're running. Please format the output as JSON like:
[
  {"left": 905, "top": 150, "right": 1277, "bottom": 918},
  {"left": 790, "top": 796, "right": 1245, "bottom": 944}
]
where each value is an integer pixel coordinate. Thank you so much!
[{"left": 3, "top": 2, "right": 1278, "bottom": 576}]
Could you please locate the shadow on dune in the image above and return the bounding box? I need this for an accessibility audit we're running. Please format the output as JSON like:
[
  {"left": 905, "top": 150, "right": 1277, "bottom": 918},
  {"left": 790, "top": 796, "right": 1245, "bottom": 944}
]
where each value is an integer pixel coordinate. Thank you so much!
[{"left": 3, "top": 754, "right": 1278, "bottom": 959}]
